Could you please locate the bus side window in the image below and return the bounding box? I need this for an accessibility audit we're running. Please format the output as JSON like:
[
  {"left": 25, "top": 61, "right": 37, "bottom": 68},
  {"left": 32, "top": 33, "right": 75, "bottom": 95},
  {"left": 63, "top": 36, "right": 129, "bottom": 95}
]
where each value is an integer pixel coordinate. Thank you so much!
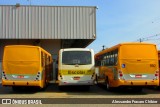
[
  {"left": 41, "top": 52, "right": 44, "bottom": 67},
  {"left": 106, "top": 54, "right": 109, "bottom": 66},
  {"left": 115, "top": 54, "right": 118, "bottom": 65},
  {"left": 101, "top": 60, "right": 103, "bottom": 66},
  {"left": 114, "top": 49, "right": 118, "bottom": 65},
  {"left": 110, "top": 53, "right": 114, "bottom": 65},
  {"left": 108, "top": 52, "right": 111, "bottom": 66},
  {"left": 41, "top": 52, "right": 46, "bottom": 67}
]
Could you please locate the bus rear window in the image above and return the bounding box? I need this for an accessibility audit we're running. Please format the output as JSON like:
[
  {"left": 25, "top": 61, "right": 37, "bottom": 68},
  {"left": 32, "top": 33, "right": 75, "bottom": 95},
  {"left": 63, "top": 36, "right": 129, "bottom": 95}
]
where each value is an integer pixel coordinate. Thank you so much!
[
  {"left": 62, "top": 51, "right": 92, "bottom": 65},
  {"left": 4, "top": 47, "right": 39, "bottom": 61},
  {"left": 120, "top": 45, "right": 157, "bottom": 59}
]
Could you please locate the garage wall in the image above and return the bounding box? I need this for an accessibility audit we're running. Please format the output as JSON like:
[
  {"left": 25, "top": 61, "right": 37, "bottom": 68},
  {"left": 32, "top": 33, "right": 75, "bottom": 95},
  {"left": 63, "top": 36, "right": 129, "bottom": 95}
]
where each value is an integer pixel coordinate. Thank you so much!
[{"left": 0, "top": 6, "right": 96, "bottom": 39}]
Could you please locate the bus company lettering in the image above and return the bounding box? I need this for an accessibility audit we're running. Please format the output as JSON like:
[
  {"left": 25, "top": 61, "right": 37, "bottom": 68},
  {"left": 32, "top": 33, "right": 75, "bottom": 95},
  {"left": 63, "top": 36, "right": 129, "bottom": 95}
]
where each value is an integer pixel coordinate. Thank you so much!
[{"left": 68, "top": 70, "right": 85, "bottom": 74}]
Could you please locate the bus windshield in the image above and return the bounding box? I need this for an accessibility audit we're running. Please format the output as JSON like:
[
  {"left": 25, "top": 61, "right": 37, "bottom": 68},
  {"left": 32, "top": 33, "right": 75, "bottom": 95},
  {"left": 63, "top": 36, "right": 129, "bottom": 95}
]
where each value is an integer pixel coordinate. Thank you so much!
[
  {"left": 62, "top": 51, "right": 92, "bottom": 65},
  {"left": 120, "top": 45, "right": 157, "bottom": 59}
]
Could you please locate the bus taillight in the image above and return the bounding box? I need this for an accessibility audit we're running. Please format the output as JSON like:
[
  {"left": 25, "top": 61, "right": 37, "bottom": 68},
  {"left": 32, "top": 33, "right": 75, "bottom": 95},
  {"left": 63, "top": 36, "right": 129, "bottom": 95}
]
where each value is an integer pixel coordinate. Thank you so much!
[
  {"left": 119, "top": 73, "right": 123, "bottom": 77},
  {"left": 155, "top": 73, "right": 158, "bottom": 77},
  {"left": 155, "top": 70, "right": 159, "bottom": 79},
  {"left": 35, "top": 72, "right": 41, "bottom": 81},
  {"left": 118, "top": 70, "right": 124, "bottom": 80},
  {"left": 118, "top": 71, "right": 123, "bottom": 77},
  {"left": 59, "top": 73, "right": 63, "bottom": 79},
  {"left": 91, "top": 72, "right": 95, "bottom": 79},
  {"left": 2, "top": 71, "right": 7, "bottom": 80}
]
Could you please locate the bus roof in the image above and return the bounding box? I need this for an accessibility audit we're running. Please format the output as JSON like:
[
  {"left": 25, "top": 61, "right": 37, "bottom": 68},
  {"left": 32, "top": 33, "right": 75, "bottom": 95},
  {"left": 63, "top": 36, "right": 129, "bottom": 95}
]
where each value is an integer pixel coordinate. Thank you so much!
[
  {"left": 158, "top": 50, "right": 160, "bottom": 60},
  {"left": 60, "top": 48, "right": 93, "bottom": 51},
  {"left": 5, "top": 45, "right": 52, "bottom": 56},
  {"left": 95, "top": 42, "right": 156, "bottom": 57},
  {"left": 5, "top": 45, "right": 39, "bottom": 48}
]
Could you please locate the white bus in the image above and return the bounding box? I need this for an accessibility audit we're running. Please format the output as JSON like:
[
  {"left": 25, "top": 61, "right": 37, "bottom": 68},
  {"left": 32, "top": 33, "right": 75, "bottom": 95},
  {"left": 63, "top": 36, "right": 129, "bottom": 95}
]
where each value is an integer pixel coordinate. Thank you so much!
[{"left": 58, "top": 48, "right": 95, "bottom": 89}]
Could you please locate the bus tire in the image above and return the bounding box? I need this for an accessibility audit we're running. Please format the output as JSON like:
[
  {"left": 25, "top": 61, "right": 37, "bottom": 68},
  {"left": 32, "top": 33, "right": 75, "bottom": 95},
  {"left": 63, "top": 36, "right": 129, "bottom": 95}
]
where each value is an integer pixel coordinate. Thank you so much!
[
  {"left": 40, "top": 79, "right": 47, "bottom": 91},
  {"left": 12, "top": 86, "right": 18, "bottom": 91},
  {"left": 156, "top": 86, "right": 160, "bottom": 90},
  {"left": 95, "top": 75, "right": 99, "bottom": 85},
  {"left": 133, "top": 87, "right": 143, "bottom": 92},
  {"left": 58, "top": 86, "right": 63, "bottom": 90},
  {"left": 105, "top": 78, "right": 112, "bottom": 91},
  {"left": 85, "top": 86, "right": 90, "bottom": 90}
]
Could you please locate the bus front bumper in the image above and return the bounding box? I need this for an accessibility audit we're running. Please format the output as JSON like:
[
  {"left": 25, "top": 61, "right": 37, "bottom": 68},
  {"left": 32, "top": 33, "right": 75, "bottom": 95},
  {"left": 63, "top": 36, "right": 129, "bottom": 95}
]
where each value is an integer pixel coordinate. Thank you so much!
[
  {"left": 2, "top": 79, "right": 41, "bottom": 87},
  {"left": 58, "top": 80, "right": 94, "bottom": 86}
]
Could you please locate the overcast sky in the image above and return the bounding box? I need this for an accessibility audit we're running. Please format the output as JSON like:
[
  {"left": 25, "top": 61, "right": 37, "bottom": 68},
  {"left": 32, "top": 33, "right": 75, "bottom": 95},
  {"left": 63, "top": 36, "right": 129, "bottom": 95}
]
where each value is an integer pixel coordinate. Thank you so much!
[{"left": 0, "top": 0, "right": 160, "bottom": 53}]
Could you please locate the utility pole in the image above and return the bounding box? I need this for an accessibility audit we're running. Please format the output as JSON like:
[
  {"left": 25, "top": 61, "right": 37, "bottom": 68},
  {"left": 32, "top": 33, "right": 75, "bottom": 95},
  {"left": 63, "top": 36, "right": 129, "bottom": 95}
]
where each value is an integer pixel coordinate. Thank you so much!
[
  {"left": 140, "top": 38, "right": 142, "bottom": 42},
  {"left": 139, "top": 38, "right": 143, "bottom": 42},
  {"left": 102, "top": 45, "right": 105, "bottom": 50}
]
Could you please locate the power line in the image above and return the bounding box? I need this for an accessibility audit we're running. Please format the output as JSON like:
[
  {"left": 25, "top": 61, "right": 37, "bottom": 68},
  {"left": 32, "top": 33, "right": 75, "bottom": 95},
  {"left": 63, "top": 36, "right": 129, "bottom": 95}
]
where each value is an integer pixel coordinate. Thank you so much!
[
  {"left": 136, "top": 33, "right": 160, "bottom": 42},
  {"left": 152, "top": 17, "right": 160, "bottom": 23}
]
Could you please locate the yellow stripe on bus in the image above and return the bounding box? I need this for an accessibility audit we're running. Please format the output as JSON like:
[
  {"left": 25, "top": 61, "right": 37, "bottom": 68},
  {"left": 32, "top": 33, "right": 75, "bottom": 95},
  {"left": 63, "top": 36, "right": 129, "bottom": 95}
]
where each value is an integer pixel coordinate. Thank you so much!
[{"left": 59, "top": 70, "right": 94, "bottom": 75}]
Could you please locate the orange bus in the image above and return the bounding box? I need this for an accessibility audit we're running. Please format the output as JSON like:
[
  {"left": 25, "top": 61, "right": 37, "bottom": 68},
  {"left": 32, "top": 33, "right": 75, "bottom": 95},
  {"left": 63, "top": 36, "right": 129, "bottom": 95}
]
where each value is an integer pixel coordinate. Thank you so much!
[
  {"left": 95, "top": 43, "right": 159, "bottom": 92},
  {"left": 158, "top": 50, "right": 160, "bottom": 88},
  {"left": 2, "top": 45, "right": 53, "bottom": 91}
]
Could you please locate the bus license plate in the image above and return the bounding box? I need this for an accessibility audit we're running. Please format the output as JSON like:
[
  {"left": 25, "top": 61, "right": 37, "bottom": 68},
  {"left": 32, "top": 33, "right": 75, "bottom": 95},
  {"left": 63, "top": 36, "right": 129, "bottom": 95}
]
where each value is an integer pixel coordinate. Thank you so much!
[
  {"left": 73, "top": 77, "right": 80, "bottom": 80},
  {"left": 135, "top": 74, "right": 142, "bottom": 78},
  {"left": 17, "top": 75, "right": 24, "bottom": 78}
]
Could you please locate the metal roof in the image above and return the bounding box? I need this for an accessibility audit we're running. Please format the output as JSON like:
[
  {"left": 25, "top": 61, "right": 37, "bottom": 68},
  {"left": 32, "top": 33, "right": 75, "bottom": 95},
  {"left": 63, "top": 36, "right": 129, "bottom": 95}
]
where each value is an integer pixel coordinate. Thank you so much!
[{"left": 0, "top": 5, "right": 96, "bottom": 39}]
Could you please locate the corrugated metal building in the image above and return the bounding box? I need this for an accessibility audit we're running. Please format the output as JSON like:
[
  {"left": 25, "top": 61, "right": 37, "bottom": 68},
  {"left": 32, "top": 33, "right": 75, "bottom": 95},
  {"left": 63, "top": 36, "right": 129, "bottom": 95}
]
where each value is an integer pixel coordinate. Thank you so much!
[{"left": 0, "top": 5, "right": 97, "bottom": 80}]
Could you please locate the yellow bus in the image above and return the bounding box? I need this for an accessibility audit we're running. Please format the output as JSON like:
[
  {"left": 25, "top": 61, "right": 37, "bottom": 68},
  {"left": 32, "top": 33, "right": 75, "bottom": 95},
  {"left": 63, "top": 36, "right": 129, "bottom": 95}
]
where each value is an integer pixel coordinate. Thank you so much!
[
  {"left": 2, "top": 45, "right": 53, "bottom": 91},
  {"left": 158, "top": 50, "right": 160, "bottom": 88},
  {"left": 95, "top": 43, "right": 159, "bottom": 91},
  {"left": 58, "top": 48, "right": 95, "bottom": 90}
]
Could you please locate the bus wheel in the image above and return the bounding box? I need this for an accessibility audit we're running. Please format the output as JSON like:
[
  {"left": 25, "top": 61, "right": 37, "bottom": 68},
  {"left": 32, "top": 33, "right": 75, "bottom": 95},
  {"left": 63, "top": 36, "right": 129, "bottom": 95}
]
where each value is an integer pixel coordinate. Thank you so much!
[
  {"left": 156, "top": 86, "right": 160, "bottom": 90},
  {"left": 133, "top": 87, "right": 143, "bottom": 92},
  {"left": 95, "top": 75, "right": 99, "bottom": 85},
  {"left": 105, "top": 78, "right": 112, "bottom": 91},
  {"left": 58, "top": 86, "right": 64, "bottom": 90},
  {"left": 85, "top": 86, "right": 90, "bottom": 90},
  {"left": 40, "top": 80, "right": 47, "bottom": 91},
  {"left": 12, "top": 86, "right": 18, "bottom": 91}
]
